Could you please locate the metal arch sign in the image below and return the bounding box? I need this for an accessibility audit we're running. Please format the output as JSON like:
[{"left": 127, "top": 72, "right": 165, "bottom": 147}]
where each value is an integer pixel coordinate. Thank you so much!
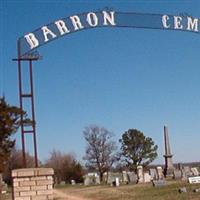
[
  {"left": 15, "top": 9, "right": 200, "bottom": 168},
  {"left": 19, "top": 10, "right": 200, "bottom": 57}
]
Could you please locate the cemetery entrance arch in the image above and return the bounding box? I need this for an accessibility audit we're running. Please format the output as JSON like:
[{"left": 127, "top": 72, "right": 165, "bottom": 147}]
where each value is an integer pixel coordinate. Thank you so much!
[{"left": 14, "top": 10, "right": 200, "bottom": 167}]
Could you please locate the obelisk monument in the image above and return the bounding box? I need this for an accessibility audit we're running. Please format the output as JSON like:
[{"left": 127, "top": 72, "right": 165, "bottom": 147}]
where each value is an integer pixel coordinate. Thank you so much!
[{"left": 163, "top": 125, "right": 174, "bottom": 176}]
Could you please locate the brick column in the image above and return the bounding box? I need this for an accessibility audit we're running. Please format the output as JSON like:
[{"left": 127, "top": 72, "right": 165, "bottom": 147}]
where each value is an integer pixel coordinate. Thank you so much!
[{"left": 12, "top": 168, "right": 54, "bottom": 200}]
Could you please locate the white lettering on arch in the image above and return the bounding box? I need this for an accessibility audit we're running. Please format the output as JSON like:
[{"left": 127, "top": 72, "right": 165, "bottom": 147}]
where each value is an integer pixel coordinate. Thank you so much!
[
  {"left": 162, "top": 15, "right": 170, "bottom": 28},
  {"left": 102, "top": 11, "right": 116, "bottom": 26},
  {"left": 24, "top": 33, "right": 39, "bottom": 49},
  {"left": 187, "top": 17, "right": 198, "bottom": 32},
  {"left": 174, "top": 16, "right": 183, "bottom": 29},
  {"left": 55, "top": 20, "right": 70, "bottom": 35},
  {"left": 87, "top": 12, "right": 98, "bottom": 27},
  {"left": 70, "top": 15, "right": 84, "bottom": 30},
  {"left": 41, "top": 26, "right": 57, "bottom": 42}
]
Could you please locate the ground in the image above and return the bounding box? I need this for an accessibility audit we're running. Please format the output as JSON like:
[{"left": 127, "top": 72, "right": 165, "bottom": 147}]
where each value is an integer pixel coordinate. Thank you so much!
[
  {"left": 54, "top": 181, "right": 200, "bottom": 200},
  {"left": 2, "top": 181, "right": 200, "bottom": 200}
]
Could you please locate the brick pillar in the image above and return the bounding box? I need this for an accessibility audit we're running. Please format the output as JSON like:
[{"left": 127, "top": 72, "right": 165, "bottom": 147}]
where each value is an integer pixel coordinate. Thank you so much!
[{"left": 12, "top": 168, "right": 54, "bottom": 200}]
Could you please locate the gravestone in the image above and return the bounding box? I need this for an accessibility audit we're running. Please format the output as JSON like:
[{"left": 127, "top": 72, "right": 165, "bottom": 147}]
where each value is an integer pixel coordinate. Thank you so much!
[
  {"left": 156, "top": 166, "right": 164, "bottom": 180},
  {"left": 193, "top": 188, "right": 200, "bottom": 193},
  {"left": 163, "top": 126, "right": 174, "bottom": 177},
  {"left": 122, "top": 171, "right": 128, "bottom": 183},
  {"left": 149, "top": 168, "right": 158, "bottom": 180},
  {"left": 107, "top": 172, "right": 122, "bottom": 185},
  {"left": 177, "top": 163, "right": 183, "bottom": 170},
  {"left": 179, "top": 187, "right": 187, "bottom": 193},
  {"left": 191, "top": 168, "right": 199, "bottom": 176},
  {"left": 115, "top": 177, "right": 120, "bottom": 187},
  {"left": 84, "top": 173, "right": 100, "bottom": 186},
  {"left": 107, "top": 172, "right": 115, "bottom": 184},
  {"left": 183, "top": 166, "right": 192, "bottom": 177},
  {"left": 152, "top": 180, "right": 166, "bottom": 187},
  {"left": 2, "top": 183, "right": 8, "bottom": 194},
  {"left": 173, "top": 169, "right": 182, "bottom": 179},
  {"left": 137, "top": 166, "right": 144, "bottom": 183},
  {"left": 144, "top": 172, "right": 151, "bottom": 183},
  {"left": 60, "top": 181, "right": 65, "bottom": 185},
  {"left": 84, "top": 175, "right": 91, "bottom": 186},
  {"left": 0, "top": 174, "right": 8, "bottom": 195},
  {"left": 103, "top": 172, "right": 108, "bottom": 183},
  {"left": 188, "top": 176, "right": 200, "bottom": 184},
  {"left": 71, "top": 180, "right": 76, "bottom": 185},
  {"left": 181, "top": 169, "right": 187, "bottom": 180},
  {"left": 95, "top": 175, "right": 100, "bottom": 184},
  {"left": 127, "top": 172, "right": 137, "bottom": 184}
]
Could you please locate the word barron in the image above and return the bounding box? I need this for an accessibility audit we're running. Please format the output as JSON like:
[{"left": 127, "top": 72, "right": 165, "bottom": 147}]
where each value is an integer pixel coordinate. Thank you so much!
[{"left": 19, "top": 10, "right": 200, "bottom": 57}]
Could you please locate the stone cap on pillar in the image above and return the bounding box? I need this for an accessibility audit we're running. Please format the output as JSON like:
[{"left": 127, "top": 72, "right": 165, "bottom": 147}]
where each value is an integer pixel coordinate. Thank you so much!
[{"left": 12, "top": 168, "right": 54, "bottom": 178}]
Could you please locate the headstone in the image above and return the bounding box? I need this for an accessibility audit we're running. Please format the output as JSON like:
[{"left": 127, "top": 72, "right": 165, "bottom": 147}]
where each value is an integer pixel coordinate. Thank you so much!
[
  {"left": 107, "top": 172, "right": 115, "bottom": 184},
  {"left": 144, "top": 173, "right": 151, "bottom": 183},
  {"left": 107, "top": 172, "right": 122, "bottom": 185},
  {"left": 177, "top": 163, "right": 183, "bottom": 170},
  {"left": 137, "top": 166, "right": 144, "bottom": 183},
  {"left": 149, "top": 168, "right": 158, "bottom": 180},
  {"left": 193, "top": 188, "right": 200, "bottom": 193},
  {"left": 181, "top": 169, "right": 187, "bottom": 181},
  {"left": 188, "top": 176, "right": 200, "bottom": 184},
  {"left": 179, "top": 187, "right": 187, "bottom": 193},
  {"left": 60, "top": 181, "right": 65, "bottom": 185},
  {"left": 111, "top": 177, "right": 120, "bottom": 187},
  {"left": 173, "top": 169, "right": 182, "bottom": 179},
  {"left": 84, "top": 175, "right": 91, "bottom": 186},
  {"left": 127, "top": 172, "right": 137, "bottom": 184},
  {"left": 103, "top": 172, "right": 108, "bottom": 183},
  {"left": 122, "top": 171, "right": 128, "bottom": 183},
  {"left": 0, "top": 174, "right": 8, "bottom": 195},
  {"left": 183, "top": 166, "right": 192, "bottom": 177},
  {"left": 191, "top": 168, "right": 199, "bottom": 176},
  {"left": 152, "top": 180, "right": 166, "bottom": 187},
  {"left": 115, "top": 177, "right": 120, "bottom": 187},
  {"left": 95, "top": 175, "right": 100, "bottom": 184},
  {"left": 156, "top": 166, "right": 164, "bottom": 180},
  {"left": 84, "top": 173, "right": 100, "bottom": 186},
  {"left": 1, "top": 183, "right": 8, "bottom": 194},
  {"left": 71, "top": 180, "right": 76, "bottom": 185}
]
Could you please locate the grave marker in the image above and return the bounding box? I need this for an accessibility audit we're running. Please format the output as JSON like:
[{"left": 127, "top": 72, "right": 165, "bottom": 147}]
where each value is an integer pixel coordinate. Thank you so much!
[
  {"left": 137, "top": 166, "right": 144, "bottom": 183},
  {"left": 149, "top": 168, "right": 158, "bottom": 180},
  {"left": 156, "top": 166, "right": 164, "bottom": 180},
  {"left": 191, "top": 168, "right": 199, "bottom": 176},
  {"left": 173, "top": 169, "right": 182, "bottom": 179},
  {"left": 188, "top": 176, "right": 200, "bottom": 184},
  {"left": 144, "top": 173, "right": 151, "bottom": 183},
  {"left": 152, "top": 180, "right": 166, "bottom": 187}
]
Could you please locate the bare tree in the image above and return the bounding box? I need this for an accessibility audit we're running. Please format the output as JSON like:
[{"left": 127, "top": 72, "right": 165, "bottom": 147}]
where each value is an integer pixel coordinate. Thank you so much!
[
  {"left": 3, "top": 147, "right": 35, "bottom": 184},
  {"left": 45, "top": 150, "right": 84, "bottom": 184},
  {"left": 83, "top": 125, "right": 118, "bottom": 182}
]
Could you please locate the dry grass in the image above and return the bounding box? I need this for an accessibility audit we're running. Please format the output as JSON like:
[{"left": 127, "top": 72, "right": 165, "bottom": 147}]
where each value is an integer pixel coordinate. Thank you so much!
[
  {"left": 0, "top": 193, "right": 12, "bottom": 200},
  {"left": 57, "top": 181, "right": 200, "bottom": 200}
]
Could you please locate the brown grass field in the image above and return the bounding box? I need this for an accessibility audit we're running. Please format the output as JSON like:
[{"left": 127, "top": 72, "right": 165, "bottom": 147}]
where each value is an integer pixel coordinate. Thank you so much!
[
  {"left": 55, "top": 180, "right": 200, "bottom": 200},
  {"left": 2, "top": 180, "right": 200, "bottom": 200}
]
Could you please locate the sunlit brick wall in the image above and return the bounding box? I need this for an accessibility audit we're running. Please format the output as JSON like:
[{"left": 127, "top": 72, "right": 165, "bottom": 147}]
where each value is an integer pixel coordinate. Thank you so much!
[{"left": 12, "top": 168, "right": 54, "bottom": 200}]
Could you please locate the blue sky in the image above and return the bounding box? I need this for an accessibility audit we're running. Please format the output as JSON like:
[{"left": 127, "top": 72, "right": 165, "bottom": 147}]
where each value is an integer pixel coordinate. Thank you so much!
[{"left": 1, "top": 0, "right": 200, "bottom": 164}]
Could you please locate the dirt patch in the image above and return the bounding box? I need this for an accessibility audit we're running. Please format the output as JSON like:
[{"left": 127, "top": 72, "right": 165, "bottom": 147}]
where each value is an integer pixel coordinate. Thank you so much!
[{"left": 54, "top": 189, "right": 93, "bottom": 200}]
